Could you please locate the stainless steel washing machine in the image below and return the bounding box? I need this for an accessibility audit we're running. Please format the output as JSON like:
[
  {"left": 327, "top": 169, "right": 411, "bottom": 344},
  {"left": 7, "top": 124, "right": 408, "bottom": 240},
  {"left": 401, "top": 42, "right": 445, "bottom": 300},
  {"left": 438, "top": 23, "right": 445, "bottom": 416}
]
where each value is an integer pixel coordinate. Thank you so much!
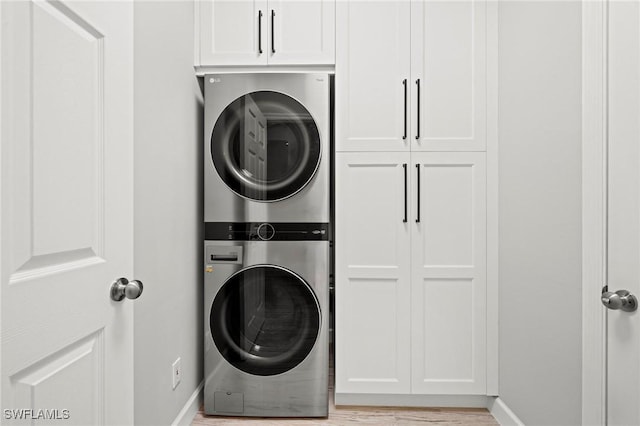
[
  {"left": 204, "top": 73, "right": 330, "bottom": 223},
  {"left": 204, "top": 222, "right": 329, "bottom": 417}
]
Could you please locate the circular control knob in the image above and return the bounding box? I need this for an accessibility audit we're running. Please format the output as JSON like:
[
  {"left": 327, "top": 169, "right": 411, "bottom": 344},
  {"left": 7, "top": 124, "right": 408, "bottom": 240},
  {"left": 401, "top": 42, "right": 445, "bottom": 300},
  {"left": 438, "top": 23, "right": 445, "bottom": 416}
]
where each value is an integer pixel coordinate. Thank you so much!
[{"left": 257, "top": 223, "right": 275, "bottom": 241}]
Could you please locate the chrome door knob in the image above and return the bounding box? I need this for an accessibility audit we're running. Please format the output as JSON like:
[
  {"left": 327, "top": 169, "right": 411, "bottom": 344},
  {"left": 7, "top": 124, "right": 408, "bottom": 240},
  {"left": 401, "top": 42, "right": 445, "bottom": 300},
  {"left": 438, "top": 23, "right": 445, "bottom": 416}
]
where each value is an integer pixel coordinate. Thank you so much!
[
  {"left": 110, "top": 278, "right": 143, "bottom": 302},
  {"left": 602, "top": 288, "right": 637, "bottom": 312}
]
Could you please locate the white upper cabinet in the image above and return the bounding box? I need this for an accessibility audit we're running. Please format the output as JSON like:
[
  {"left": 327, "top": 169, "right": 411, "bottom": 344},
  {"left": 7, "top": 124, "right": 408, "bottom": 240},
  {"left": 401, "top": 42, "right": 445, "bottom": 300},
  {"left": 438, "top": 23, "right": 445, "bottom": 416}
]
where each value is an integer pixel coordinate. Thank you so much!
[
  {"left": 336, "top": 0, "right": 487, "bottom": 152},
  {"left": 411, "top": 1, "right": 486, "bottom": 151},
  {"left": 268, "top": 0, "right": 335, "bottom": 65},
  {"left": 199, "top": 0, "right": 268, "bottom": 66},
  {"left": 197, "top": 0, "right": 335, "bottom": 67},
  {"left": 335, "top": 1, "right": 411, "bottom": 152}
]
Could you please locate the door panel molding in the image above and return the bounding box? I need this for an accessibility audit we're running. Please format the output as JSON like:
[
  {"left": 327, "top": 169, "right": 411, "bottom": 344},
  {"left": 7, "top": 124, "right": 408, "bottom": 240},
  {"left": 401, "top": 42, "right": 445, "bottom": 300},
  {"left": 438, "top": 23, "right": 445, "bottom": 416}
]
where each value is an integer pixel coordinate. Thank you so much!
[{"left": 9, "top": 330, "right": 105, "bottom": 424}]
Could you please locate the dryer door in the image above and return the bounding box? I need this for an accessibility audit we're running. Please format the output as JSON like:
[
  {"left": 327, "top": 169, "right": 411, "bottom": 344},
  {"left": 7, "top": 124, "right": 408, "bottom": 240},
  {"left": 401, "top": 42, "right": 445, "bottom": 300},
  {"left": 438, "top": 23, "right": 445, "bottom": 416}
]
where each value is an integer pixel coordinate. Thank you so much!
[
  {"left": 211, "top": 91, "right": 322, "bottom": 202},
  {"left": 210, "top": 265, "right": 321, "bottom": 376}
]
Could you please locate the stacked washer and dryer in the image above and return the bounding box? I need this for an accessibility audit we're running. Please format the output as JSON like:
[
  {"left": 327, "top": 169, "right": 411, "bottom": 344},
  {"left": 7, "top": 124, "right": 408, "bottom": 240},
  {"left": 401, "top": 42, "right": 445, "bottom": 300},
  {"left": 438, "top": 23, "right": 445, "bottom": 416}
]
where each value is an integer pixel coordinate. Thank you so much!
[{"left": 203, "top": 74, "right": 331, "bottom": 417}]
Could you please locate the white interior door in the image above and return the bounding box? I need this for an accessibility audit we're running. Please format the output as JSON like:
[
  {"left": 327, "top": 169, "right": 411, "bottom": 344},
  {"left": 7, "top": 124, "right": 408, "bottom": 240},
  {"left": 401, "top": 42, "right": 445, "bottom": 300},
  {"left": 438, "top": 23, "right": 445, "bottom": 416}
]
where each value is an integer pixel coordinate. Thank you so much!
[
  {"left": 1, "top": 1, "right": 135, "bottom": 424},
  {"left": 606, "top": 1, "right": 640, "bottom": 424}
]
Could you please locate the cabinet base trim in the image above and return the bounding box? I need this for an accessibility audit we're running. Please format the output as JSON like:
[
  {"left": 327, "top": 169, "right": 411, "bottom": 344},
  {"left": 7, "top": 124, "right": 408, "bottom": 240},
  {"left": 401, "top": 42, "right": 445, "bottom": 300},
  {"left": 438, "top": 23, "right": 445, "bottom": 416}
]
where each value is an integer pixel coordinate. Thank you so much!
[
  {"left": 335, "top": 395, "right": 524, "bottom": 425},
  {"left": 194, "top": 65, "right": 335, "bottom": 77},
  {"left": 334, "top": 393, "right": 491, "bottom": 408}
]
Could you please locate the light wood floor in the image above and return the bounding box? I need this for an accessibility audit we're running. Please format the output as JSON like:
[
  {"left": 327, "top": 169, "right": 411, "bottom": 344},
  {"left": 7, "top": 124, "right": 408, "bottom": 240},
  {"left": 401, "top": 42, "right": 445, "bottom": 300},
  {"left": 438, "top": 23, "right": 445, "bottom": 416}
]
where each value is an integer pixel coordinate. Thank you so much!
[
  {"left": 192, "top": 362, "right": 498, "bottom": 425},
  {"left": 192, "top": 403, "right": 498, "bottom": 425}
]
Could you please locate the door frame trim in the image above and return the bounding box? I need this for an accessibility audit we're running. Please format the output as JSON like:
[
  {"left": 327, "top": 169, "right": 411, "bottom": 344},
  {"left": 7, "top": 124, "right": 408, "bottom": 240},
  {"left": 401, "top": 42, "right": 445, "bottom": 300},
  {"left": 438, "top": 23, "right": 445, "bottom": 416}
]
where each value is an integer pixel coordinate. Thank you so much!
[
  {"left": 582, "top": 0, "right": 607, "bottom": 424},
  {"left": 0, "top": 0, "right": 4, "bottom": 411}
]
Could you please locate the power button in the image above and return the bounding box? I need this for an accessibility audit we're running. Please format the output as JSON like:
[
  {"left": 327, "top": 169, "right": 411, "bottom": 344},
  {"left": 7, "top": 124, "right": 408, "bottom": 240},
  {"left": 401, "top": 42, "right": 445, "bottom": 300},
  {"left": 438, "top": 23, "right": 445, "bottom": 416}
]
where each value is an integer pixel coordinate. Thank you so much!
[{"left": 257, "top": 223, "right": 275, "bottom": 241}]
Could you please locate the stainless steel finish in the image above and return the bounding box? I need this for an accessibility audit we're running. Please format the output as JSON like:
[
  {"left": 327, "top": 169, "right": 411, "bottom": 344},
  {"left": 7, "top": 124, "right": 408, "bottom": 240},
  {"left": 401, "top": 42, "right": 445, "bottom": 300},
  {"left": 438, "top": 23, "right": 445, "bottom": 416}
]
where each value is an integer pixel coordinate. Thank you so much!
[
  {"left": 204, "top": 240, "right": 330, "bottom": 417},
  {"left": 204, "top": 73, "right": 330, "bottom": 223},
  {"left": 602, "top": 287, "right": 638, "bottom": 312},
  {"left": 110, "top": 278, "right": 143, "bottom": 302}
]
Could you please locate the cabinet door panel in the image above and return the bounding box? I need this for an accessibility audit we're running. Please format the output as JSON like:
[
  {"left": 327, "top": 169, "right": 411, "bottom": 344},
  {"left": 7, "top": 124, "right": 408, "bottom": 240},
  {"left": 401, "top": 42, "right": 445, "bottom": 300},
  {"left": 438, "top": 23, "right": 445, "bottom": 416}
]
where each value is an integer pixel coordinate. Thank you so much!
[
  {"left": 335, "top": 152, "right": 411, "bottom": 394},
  {"left": 411, "top": 0, "right": 486, "bottom": 151},
  {"left": 199, "top": 0, "right": 267, "bottom": 66},
  {"left": 421, "top": 279, "right": 475, "bottom": 380},
  {"left": 411, "top": 152, "right": 486, "bottom": 394},
  {"left": 335, "top": 1, "right": 411, "bottom": 151},
  {"left": 269, "top": 0, "right": 335, "bottom": 65}
]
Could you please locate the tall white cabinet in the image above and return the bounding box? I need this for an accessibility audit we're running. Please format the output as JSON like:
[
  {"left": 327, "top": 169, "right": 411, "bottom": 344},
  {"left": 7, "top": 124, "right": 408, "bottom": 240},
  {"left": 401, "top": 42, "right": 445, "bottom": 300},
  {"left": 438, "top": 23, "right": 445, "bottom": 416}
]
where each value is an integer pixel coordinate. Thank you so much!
[
  {"left": 335, "top": 0, "right": 494, "bottom": 401},
  {"left": 335, "top": 153, "right": 412, "bottom": 393},
  {"left": 410, "top": 152, "right": 487, "bottom": 395}
]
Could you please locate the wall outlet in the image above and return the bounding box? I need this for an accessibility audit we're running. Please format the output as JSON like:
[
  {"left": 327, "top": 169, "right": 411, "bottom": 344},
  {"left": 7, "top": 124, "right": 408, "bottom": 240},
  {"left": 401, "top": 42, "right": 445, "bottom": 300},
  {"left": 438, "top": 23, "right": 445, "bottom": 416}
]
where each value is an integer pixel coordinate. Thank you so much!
[{"left": 172, "top": 357, "right": 182, "bottom": 390}]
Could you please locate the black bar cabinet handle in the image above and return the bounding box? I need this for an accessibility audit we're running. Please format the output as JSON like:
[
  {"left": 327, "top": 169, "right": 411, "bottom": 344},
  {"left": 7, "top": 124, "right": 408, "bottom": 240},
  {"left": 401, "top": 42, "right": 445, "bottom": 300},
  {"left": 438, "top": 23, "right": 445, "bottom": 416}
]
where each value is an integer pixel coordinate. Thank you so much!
[
  {"left": 271, "top": 10, "right": 275, "bottom": 53},
  {"left": 403, "top": 163, "right": 408, "bottom": 223},
  {"left": 258, "top": 10, "right": 263, "bottom": 54},
  {"left": 403, "top": 79, "right": 407, "bottom": 140},
  {"left": 415, "top": 79, "right": 421, "bottom": 140},
  {"left": 416, "top": 164, "right": 421, "bottom": 223}
]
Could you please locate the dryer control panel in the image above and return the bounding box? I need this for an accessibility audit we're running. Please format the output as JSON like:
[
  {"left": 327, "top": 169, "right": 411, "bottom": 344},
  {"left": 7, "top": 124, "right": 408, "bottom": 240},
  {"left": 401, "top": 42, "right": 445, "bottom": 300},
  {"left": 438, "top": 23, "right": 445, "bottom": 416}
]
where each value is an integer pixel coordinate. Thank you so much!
[{"left": 205, "top": 222, "right": 330, "bottom": 241}]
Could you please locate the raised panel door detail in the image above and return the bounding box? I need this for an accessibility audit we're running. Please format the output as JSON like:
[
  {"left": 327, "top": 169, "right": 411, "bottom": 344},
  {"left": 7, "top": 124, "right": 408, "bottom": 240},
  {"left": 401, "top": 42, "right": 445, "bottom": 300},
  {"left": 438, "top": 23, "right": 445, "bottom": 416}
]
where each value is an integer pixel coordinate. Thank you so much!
[
  {"left": 335, "top": 152, "right": 411, "bottom": 393},
  {"left": 411, "top": 0, "right": 486, "bottom": 151},
  {"left": 200, "top": 0, "right": 267, "bottom": 66},
  {"left": 31, "top": 0, "right": 104, "bottom": 266},
  {"left": 9, "top": 331, "right": 105, "bottom": 425},
  {"left": 335, "top": 1, "right": 411, "bottom": 151},
  {"left": 420, "top": 278, "right": 474, "bottom": 380},
  {"left": 269, "top": 0, "right": 335, "bottom": 65},
  {"left": 339, "top": 278, "right": 409, "bottom": 391},
  {"left": 411, "top": 152, "right": 486, "bottom": 394},
  {"left": 5, "top": 0, "right": 108, "bottom": 284}
]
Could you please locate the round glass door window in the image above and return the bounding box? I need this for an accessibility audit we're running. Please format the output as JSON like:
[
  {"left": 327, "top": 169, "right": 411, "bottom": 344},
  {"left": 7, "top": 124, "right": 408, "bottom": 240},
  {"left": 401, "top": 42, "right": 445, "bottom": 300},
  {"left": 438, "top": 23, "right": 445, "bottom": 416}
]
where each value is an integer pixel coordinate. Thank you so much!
[
  {"left": 210, "top": 91, "right": 321, "bottom": 202},
  {"left": 210, "top": 265, "right": 321, "bottom": 376}
]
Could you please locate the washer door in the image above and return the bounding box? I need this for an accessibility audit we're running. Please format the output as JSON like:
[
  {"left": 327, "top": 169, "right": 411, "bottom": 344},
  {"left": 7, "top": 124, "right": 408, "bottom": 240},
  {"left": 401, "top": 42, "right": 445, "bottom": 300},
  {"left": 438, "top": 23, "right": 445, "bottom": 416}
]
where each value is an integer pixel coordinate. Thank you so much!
[
  {"left": 210, "top": 265, "right": 321, "bottom": 376},
  {"left": 211, "top": 91, "right": 321, "bottom": 202}
]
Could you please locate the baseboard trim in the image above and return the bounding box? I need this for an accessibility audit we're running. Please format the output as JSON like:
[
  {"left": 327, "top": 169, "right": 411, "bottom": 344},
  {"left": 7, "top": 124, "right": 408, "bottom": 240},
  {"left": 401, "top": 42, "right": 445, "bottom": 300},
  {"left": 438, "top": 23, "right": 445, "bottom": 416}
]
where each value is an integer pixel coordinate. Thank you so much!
[
  {"left": 334, "top": 393, "right": 491, "bottom": 408},
  {"left": 334, "top": 394, "right": 524, "bottom": 425},
  {"left": 171, "top": 381, "right": 204, "bottom": 426},
  {"left": 488, "top": 397, "right": 525, "bottom": 426}
]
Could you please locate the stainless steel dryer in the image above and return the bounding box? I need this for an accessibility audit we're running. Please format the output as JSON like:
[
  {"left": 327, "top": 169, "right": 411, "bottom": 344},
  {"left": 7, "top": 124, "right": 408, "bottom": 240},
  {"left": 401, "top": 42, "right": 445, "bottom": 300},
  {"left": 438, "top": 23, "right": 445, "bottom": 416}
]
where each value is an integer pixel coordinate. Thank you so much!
[
  {"left": 204, "top": 222, "right": 329, "bottom": 417},
  {"left": 204, "top": 73, "right": 330, "bottom": 223}
]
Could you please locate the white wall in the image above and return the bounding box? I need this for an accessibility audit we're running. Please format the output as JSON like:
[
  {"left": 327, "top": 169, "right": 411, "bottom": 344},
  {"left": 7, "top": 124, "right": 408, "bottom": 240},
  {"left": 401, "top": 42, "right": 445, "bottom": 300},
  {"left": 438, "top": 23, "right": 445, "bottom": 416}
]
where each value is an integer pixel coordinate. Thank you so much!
[
  {"left": 498, "top": 1, "right": 583, "bottom": 425},
  {"left": 133, "top": 2, "right": 203, "bottom": 425}
]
